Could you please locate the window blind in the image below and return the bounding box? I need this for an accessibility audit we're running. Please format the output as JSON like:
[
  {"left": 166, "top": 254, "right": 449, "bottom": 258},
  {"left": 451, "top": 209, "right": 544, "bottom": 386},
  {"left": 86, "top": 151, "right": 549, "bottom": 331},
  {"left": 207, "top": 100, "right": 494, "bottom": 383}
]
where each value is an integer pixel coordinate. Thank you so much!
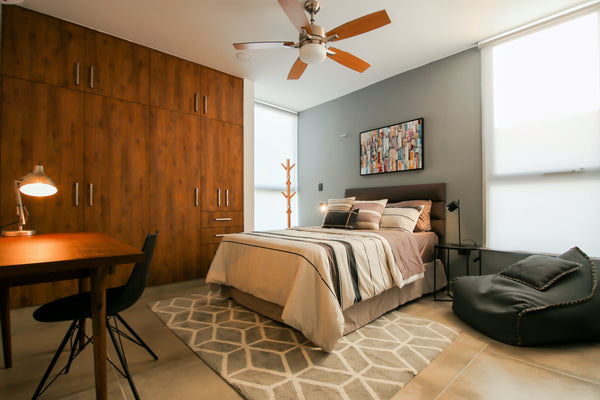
[
  {"left": 254, "top": 101, "right": 298, "bottom": 230},
  {"left": 482, "top": 9, "right": 600, "bottom": 257}
]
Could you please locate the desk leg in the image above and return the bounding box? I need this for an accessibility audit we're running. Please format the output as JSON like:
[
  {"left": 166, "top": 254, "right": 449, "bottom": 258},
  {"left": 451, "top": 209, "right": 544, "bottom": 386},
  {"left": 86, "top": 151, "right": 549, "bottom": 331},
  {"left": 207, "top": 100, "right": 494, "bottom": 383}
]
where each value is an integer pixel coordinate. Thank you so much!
[
  {"left": 0, "top": 286, "right": 11, "bottom": 368},
  {"left": 90, "top": 266, "right": 108, "bottom": 400}
]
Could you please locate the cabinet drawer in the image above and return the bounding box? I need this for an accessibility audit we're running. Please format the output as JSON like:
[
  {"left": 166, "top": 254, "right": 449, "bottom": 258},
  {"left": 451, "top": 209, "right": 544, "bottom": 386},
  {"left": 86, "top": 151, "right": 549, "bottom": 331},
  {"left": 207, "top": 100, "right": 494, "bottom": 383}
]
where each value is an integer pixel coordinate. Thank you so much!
[
  {"left": 200, "top": 226, "right": 243, "bottom": 244},
  {"left": 201, "top": 211, "right": 243, "bottom": 227}
]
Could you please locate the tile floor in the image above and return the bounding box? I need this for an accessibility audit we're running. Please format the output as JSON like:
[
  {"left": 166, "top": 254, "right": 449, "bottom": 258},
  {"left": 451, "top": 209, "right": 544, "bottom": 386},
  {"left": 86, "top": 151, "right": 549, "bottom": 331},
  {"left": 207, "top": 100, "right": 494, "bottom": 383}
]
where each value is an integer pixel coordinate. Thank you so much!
[{"left": 1, "top": 279, "right": 599, "bottom": 400}]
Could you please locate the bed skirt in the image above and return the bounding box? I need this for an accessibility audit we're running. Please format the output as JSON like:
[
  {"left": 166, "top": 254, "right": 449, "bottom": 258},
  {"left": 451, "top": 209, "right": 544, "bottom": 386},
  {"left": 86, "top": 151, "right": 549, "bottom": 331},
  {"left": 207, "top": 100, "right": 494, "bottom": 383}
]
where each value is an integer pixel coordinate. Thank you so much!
[{"left": 221, "top": 259, "right": 446, "bottom": 336}]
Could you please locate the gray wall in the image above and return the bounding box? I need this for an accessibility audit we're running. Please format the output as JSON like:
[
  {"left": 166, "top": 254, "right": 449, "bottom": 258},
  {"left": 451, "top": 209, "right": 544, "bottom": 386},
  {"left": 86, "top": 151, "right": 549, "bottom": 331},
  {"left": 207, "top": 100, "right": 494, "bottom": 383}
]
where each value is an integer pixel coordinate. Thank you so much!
[{"left": 298, "top": 48, "right": 483, "bottom": 247}]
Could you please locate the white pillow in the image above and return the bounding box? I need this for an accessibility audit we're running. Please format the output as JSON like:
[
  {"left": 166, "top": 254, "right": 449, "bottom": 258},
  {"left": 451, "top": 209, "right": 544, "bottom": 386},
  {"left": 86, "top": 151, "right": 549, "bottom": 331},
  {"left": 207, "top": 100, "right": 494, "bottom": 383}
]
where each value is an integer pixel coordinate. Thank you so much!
[{"left": 380, "top": 205, "right": 425, "bottom": 232}]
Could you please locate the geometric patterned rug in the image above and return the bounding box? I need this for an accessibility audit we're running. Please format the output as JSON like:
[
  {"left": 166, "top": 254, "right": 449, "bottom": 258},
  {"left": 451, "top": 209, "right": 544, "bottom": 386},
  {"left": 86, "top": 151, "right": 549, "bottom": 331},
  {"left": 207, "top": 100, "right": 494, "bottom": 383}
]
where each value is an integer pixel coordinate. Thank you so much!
[{"left": 150, "top": 285, "right": 458, "bottom": 400}]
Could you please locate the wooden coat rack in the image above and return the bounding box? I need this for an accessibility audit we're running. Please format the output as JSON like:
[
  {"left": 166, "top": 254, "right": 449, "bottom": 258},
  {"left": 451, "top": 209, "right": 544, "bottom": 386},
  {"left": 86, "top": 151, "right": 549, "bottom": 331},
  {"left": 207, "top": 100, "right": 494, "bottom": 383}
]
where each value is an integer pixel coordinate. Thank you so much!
[{"left": 281, "top": 159, "right": 296, "bottom": 228}]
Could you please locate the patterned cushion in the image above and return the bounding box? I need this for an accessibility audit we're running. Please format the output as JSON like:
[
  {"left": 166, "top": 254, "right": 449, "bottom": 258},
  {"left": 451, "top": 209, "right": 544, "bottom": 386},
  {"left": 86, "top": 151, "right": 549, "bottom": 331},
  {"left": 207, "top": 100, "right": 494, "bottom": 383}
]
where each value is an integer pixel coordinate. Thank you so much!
[
  {"left": 387, "top": 200, "right": 432, "bottom": 232},
  {"left": 380, "top": 205, "right": 425, "bottom": 232},
  {"left": 352, "top": 199, "right": 388, "bottom": 230},
  {"left": 322, "top": 209, "right": 359, "bottom": 230},
  {"left": 325, "top": 197, "right": 356, "bottom": 212}
]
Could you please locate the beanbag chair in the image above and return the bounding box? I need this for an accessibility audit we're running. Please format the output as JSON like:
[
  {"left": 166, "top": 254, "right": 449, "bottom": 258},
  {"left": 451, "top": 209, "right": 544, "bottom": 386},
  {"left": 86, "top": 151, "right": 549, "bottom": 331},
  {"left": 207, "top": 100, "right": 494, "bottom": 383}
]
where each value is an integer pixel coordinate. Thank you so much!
[{"left": 452, "top": 247, "right": 600, "bottom": 346}]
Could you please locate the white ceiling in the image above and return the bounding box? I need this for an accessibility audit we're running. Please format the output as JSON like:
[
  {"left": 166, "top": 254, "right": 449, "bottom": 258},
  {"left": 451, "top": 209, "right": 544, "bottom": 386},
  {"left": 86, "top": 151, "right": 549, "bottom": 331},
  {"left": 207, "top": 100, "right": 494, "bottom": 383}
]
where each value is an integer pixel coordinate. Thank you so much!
[{"left": 16, "top": 0, "right": 591, "bottom": 111}]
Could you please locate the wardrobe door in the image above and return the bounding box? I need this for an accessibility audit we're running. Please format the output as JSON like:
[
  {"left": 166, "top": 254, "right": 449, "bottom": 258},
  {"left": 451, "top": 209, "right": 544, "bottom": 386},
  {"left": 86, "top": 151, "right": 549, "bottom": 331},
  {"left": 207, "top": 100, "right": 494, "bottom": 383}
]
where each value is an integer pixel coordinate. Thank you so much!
[
  {"left": 0, "top": 77, "right": 84, "bottom": 233},
  {"left": 149, "top": 51, "right": 201, "bottom": 115},
  {"left": 1, "top": 6, "right": 85, "bottom": 90},
  {"left": 199, "top": 118, "right": 222, "bottom": 211},
  {"left": 84, "top": 94, "right": 149, "bottom": 286},
  {"left": 148, "top": 108, "right": 203, "bottom": 285},
  {"left": 85, "top": 30, "right": 150, "bottom": 104},
  {"left": 219, "top": 121, "right": 244, "bottom": 211},
  {"left": 0, "top": 77, "right": 85, "bottom": 308},
  {"left": 201, "top": 67, "right": 243, "bottom": 125}
]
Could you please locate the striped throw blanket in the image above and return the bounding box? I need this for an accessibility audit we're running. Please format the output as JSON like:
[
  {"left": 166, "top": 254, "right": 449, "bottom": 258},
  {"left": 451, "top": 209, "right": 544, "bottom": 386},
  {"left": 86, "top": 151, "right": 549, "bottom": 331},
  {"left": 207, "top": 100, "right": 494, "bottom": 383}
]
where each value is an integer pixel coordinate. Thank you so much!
[{"left": 206, "top": 227, "right": 424, "bottom": 352}]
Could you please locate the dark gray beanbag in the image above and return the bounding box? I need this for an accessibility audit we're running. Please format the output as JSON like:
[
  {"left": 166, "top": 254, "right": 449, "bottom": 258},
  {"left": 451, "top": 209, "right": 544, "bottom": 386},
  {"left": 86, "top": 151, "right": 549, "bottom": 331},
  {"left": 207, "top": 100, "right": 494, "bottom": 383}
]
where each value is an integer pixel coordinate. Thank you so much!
[{"left": 452, "top": 247, "right": 600, "bottom": 346}]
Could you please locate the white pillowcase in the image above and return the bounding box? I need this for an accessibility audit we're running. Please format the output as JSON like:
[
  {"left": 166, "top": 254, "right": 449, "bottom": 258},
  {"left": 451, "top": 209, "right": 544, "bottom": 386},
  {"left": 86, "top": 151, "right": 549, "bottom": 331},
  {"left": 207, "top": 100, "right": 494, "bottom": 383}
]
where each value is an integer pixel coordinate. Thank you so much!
[{"left": 379, "top": 205, "right": 425, "bottom": 232}]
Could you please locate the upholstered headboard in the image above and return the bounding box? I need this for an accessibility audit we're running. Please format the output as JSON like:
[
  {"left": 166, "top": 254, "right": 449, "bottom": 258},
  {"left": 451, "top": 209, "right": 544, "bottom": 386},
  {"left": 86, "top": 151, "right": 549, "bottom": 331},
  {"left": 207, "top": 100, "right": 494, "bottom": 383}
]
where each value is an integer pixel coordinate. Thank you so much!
[{"left": 344, "top": 183, "right": 446, "bottom": 243}]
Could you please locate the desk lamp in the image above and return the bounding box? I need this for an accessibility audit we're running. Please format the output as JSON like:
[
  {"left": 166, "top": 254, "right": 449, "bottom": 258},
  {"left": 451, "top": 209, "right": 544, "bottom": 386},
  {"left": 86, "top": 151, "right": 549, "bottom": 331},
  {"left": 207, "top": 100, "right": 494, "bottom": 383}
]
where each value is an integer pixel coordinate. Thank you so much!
[{"left": 2, "top": 164, "right": 57, "bottom": 237}]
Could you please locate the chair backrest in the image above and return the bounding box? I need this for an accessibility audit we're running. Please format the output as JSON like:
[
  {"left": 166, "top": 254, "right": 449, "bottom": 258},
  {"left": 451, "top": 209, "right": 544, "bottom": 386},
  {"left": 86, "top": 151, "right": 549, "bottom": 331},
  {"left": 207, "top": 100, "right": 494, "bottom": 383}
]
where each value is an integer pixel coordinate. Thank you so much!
[{"left": 108, "top": 232, "right": 158, "bottom": 315}]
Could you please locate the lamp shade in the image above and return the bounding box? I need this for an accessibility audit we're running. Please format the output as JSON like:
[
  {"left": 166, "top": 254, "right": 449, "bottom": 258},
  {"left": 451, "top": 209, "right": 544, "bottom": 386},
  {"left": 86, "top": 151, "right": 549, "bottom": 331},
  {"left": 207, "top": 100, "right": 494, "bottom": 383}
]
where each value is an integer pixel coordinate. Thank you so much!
[
  {"left": 299, "top": 43, "right": 326, "bottom": 64},
  {"left": 19, "top": 164, "right": 57, "bottom": 197},
  {"left": 446, "top": 200, "right": 460, "bottom": 212}
]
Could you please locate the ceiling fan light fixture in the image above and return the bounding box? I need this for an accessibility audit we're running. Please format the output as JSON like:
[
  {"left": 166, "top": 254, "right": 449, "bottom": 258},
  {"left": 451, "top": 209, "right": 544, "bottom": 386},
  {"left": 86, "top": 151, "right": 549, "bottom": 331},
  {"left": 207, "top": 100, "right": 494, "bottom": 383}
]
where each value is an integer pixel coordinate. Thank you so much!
[{"left": 299, "top": 42, "right": 326, "bottom": 64}]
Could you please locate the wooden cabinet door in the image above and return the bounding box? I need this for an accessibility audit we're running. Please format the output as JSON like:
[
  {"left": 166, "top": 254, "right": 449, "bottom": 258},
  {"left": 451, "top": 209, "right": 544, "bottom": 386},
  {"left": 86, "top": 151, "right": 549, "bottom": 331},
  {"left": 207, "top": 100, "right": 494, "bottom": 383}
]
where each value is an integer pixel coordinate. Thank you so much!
[
  {"left": 0, "top": 77, "right": 84, "bottom": 233},
  {"left": 201, "top": 67, "right": 243, "bottom": 125},
  {"left": 148, "top": 108, "right": 203, "bottom": 285},
  {"left": 84, "top": 94, "right": 149, "bottom": 286},
  {"left": 199, "top": 119, "right": 244, "bottom": 212},
  {"left": 220, "top": 122, "right": 244, "bottom": 211},
  {"left": 85, "top": 31, "right": 150, "bottom": 104},
  {"left": 1, "top": 6, "right": 86, "bottom": 90},
  {"left": 149, "top": 51, "right": 201, "bottom": 114},
  {"left": 199, "top": 118, "right": 222, "bottom": 211},
  {"left": 1, "top": 77, "right": 85, "bottom": 308}
]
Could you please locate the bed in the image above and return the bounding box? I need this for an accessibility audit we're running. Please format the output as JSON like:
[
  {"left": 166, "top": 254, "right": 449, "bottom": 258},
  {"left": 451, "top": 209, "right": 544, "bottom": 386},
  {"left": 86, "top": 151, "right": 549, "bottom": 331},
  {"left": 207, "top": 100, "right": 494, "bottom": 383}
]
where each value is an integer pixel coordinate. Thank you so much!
[{"left": 206, "top": 183, "right": 447, "bottom": 352}]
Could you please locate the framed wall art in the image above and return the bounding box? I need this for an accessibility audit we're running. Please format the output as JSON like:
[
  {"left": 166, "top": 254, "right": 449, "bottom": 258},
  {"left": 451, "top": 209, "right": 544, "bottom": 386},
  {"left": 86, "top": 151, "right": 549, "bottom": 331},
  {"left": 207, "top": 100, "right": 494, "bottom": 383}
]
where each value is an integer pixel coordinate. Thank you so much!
[{"left": 360, "top": 117, "right": 424, "bottom": 176}]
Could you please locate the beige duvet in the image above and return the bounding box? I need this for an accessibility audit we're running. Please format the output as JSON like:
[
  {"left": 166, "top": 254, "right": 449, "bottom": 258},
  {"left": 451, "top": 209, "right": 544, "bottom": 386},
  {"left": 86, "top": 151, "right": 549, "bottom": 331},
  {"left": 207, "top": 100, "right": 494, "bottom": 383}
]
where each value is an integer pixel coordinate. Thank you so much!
[{"left": 206, "top": 227, "right": 424, "bottom": 352}]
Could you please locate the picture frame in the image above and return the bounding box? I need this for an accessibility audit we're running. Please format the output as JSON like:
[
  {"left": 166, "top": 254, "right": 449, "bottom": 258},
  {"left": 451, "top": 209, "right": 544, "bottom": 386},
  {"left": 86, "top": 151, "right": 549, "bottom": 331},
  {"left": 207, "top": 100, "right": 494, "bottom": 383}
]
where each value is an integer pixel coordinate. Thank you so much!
[{"left": 359, "top": 117, "right": 424, "bottom": 176}]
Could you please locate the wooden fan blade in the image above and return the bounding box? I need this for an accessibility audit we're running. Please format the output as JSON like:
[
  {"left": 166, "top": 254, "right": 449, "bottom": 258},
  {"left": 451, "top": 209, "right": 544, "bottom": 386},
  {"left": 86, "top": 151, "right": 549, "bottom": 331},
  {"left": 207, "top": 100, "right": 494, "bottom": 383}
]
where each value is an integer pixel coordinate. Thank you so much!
[
  {"left": 233, "top": 41, "right": 294, "bottom": 50},
  {"left": 326, "top": 10, "right": 391, "bottom": 42},
  {"left": 278, "top": 0, "right": 312, "bottom": 34},
  {"left": 327, "top": 47, "right": 370, "bottom": 73},
  {"left": 287, "top": 58, "right": 308, "bottom": 80}
]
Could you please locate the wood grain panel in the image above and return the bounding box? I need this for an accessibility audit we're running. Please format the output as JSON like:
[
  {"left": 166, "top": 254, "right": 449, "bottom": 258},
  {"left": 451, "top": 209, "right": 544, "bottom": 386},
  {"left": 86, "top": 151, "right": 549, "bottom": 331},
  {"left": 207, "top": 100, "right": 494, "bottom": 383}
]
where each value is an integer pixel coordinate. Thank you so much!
[
  {"left": 199, "top": 118, "right": 221, "bottom": 211},
  {"left": 201, "top": 68, "right": 243, "bottom": 125},
  {"left": 1, "top": 6, "right": 86, "bottom": 90},
  {"left": 84, "top": 94, "right": 149, "bottom": 287},
  {"left": 149, "top": 50, "right": 201, "bottom": 114},
  {"left": 85, "top": 30, "right": 150, "bottom": 104},
  {"left": 0, "top": 77, "right": 85, "bottom": 307},
  {"left": 220, "top": 122, "right": 244, "bottom": 211},
  {"left": 148, "top": 108, "right": 204, "bottom": 284}
]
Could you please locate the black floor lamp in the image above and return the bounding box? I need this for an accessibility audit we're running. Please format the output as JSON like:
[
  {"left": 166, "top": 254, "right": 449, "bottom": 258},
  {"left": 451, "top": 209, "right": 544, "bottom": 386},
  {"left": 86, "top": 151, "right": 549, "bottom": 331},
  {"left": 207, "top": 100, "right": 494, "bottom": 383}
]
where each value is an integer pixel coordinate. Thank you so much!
[{"left": 446, "top": 199, "right": 462, "bottom": 246}]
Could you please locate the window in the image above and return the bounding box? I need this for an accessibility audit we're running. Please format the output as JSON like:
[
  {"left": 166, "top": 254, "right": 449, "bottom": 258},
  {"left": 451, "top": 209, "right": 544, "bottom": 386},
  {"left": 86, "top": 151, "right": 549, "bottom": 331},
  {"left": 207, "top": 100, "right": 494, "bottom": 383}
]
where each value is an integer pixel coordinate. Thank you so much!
[
  {"left": 254, "top": 102, "right": 298, "bottom": 230},
  {"left": 482, "top": 9, "right": 600, "bottom": 257}
]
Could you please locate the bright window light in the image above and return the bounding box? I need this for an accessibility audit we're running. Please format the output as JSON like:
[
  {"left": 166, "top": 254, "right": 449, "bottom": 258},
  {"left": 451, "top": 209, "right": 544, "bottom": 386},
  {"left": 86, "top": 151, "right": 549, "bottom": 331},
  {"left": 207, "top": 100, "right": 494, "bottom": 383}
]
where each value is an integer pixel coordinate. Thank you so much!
[
  {"left": 483, "top": 10, "right": 600, "bottom": 257},
  {"left": 254, "top": 102, "right": 298, "bottom": 230}
]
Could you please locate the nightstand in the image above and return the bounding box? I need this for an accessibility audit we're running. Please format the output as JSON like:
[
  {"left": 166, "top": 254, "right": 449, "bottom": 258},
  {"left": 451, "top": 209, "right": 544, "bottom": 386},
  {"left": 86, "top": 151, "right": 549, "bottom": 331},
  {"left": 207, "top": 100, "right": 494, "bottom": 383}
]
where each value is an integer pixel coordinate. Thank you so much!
[{"left": 434, "top": 243, "right": 482, "bottom": 301}]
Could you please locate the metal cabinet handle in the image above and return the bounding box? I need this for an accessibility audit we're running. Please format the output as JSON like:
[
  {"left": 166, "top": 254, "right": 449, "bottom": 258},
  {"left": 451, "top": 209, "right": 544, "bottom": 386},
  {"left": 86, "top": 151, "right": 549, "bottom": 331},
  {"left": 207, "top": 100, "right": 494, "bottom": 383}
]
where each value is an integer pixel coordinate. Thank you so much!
[
  {"left": 74, "top": 182, "right": 79, "bottom": 206},
  {"left": 75, "top": 62, "right": 80, "bottom": 86},
  {"left": 214, "top": 218, "right": 232, "bottom": 221},
  {"left": 226, "top": 189, "right": 229, "bottom": 207},
  {"left": 88, "top": 183, "right": 94, "bottom": 206},
  {"left": 194, "top": 188, "right": 199, "bottom": 207},
  {"left": 217, "top": 189, "right": 221, "bottom": 207},
  {"left": 89, "top": 65, "right": 95, "bottom": 89},
  {"left": 214, "top": 234, "right": 226, "bottom": 237},
  {"left": 203, "top": 96, "right": 208, "bottom": 114},
  {"left": 194, "top": 93, "right": 199, "bottom": 112}
]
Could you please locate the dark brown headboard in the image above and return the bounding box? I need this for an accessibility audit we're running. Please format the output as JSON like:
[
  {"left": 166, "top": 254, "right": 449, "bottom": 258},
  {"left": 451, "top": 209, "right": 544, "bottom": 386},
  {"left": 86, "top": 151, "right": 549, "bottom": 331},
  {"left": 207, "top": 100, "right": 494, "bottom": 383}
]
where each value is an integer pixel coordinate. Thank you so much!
[{"left": 345, "top": 183, "right": 446, "bottom": 243}]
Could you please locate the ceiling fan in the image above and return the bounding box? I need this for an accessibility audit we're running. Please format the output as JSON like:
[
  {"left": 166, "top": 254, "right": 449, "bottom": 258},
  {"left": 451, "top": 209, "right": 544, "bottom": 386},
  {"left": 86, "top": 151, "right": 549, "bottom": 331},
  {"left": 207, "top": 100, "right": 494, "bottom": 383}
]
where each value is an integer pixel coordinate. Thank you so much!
[{"left": 233, "top": 0, "right": 391, "bottom": 79}]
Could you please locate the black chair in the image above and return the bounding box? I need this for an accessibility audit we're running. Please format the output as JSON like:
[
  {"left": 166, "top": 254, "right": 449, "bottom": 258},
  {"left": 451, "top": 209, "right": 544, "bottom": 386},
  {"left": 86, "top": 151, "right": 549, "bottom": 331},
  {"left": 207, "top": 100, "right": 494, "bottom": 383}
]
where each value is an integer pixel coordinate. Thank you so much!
[{"left": 32, "top": 232, "right": 159, "bottom": 399}]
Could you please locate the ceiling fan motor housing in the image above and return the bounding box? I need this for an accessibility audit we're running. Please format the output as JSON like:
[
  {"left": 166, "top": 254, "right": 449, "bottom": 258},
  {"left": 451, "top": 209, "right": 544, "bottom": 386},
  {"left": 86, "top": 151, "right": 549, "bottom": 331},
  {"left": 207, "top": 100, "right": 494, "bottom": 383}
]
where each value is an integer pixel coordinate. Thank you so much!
[{"left": 299, "top": 24, "right": 327, "bottom": 64}]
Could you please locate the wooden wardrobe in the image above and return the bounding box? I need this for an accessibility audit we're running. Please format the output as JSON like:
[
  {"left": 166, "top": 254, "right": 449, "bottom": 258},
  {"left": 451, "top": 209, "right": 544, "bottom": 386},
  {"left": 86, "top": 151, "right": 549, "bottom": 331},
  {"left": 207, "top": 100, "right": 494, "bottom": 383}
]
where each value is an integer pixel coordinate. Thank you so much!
[{"left": 0, "top": 5, "right": 244, "bottom": 308}]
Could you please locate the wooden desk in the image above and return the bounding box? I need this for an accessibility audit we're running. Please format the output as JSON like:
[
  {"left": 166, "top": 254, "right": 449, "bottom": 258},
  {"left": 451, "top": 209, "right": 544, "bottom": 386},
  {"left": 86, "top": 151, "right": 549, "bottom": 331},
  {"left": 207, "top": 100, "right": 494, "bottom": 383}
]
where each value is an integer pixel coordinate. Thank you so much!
[{"left": 0, "top": 232, "right": 145, "bottom": 400}]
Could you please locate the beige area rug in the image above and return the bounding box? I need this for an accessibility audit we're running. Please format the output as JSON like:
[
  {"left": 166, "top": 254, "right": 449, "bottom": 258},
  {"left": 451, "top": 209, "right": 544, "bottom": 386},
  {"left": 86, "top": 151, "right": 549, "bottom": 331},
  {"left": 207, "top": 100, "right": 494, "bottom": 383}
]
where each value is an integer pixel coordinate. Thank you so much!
[{"left": 150, "top": 285, "right": 458, "bottom": 400}]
